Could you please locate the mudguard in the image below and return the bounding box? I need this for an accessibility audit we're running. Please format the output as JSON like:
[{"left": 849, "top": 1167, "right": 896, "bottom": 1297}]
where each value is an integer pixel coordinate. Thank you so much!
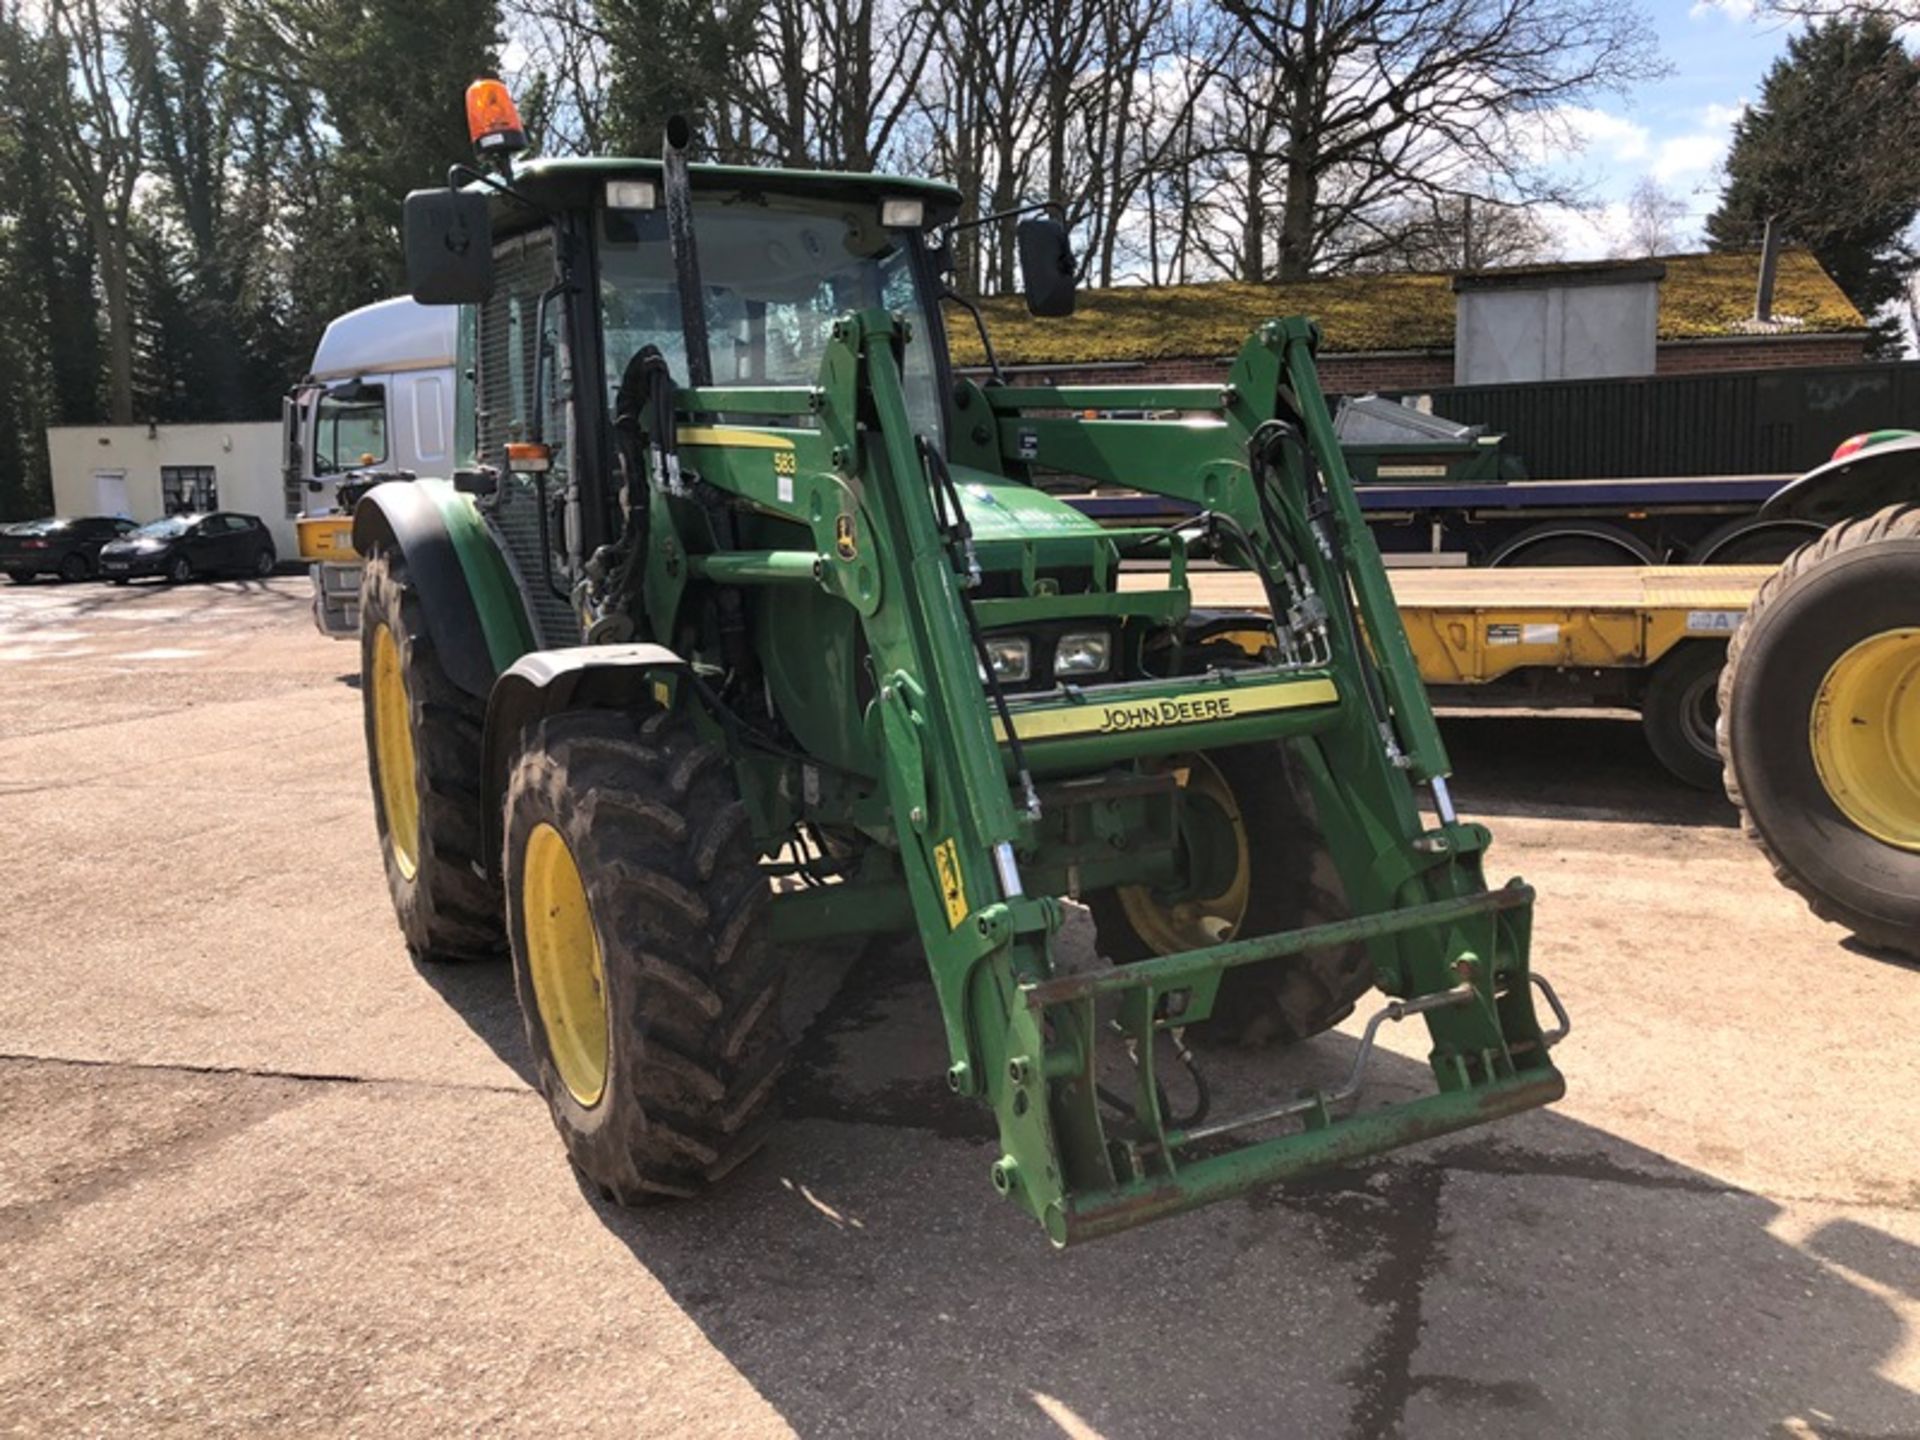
[
  {"left": 1763, "top": 434, "right": 1920, "bottom": 525},
  {"left": 480, "top": 644, "right": 688, "bottom": 872},
  {"left": 352, "top": 479, "right": 536, "bottom": 698}
]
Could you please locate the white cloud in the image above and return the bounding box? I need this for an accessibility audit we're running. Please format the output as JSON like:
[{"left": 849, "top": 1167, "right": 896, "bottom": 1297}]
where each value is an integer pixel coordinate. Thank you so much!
[
  {"left": 1534, "top": 202, "right": 1629, "bottom": 262},
  {"left": 1559, "top": 106, "right": 1653, "bottom": 163},
  {"left": 1702, "top": 100, "right": 1749, "bottom": 130},
  {"left": 1653, "top": 132, "right": 1727, "bottom": 181}
]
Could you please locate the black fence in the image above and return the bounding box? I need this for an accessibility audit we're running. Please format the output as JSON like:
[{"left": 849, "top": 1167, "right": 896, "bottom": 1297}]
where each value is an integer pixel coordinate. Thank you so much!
[{"left": 1387, "top": 361, "right": 1920, "bottom": 480}]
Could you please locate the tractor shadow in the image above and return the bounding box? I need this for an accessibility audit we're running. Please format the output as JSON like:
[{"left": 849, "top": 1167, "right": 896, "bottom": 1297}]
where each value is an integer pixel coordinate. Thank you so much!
[
  {"left": 421, "top": 937, "right": 1920, "bottom": 1439},
  {"left": 1437, "top": 711, "right": 1739, "bottom": 829},
  {"left": 410, "top": 952, "right": 540, "bottom": 1088}
]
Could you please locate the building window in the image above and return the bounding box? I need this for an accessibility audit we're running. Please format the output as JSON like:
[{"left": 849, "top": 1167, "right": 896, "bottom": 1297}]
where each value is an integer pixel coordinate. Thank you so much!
[{"left": 161, "top": 465, "right": 218, "bottom": 514}]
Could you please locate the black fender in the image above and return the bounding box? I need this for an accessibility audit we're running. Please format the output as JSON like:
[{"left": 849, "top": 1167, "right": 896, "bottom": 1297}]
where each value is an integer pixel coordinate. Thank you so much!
[
  {"left": 353, "top": 481, "right": 529, "bottom": 699},
  {"left": 1762, "top": 435, "right": 1920, "bottom": 525},
  {"left": 480, "top": 644, "right": 688, "bottom": 873}
]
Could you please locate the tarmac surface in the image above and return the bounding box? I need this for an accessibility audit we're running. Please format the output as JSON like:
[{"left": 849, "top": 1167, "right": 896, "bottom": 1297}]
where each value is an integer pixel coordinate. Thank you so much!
[{"left": 1, "top": 575, "right": 1916, "bottom": 1438}]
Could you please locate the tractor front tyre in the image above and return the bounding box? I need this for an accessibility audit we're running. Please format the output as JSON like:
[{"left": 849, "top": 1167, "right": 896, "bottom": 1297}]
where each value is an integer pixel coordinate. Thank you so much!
[
  {"left": 502, "top": 708, "right": 789, "bottom": 1202},
  {"left": 1089, "top": 742, "right": 1373, "bottom": 1045},
  {"left": 359, "top": 550, "right": 502, "bottom": 961},
  {"left": 1718, "top": 504, "right": 1920, "bottom": 960}
]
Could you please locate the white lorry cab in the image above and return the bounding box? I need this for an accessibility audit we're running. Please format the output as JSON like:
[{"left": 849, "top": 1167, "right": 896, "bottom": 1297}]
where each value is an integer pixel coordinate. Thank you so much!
[{"left": 287, "top": 297, "right": 457, "bottom": 635}]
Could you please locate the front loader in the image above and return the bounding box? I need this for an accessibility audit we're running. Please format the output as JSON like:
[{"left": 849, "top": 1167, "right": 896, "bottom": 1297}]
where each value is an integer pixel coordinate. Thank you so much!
[{"left": 354, "top": 80, "right": 1566, "bottom": 1245}]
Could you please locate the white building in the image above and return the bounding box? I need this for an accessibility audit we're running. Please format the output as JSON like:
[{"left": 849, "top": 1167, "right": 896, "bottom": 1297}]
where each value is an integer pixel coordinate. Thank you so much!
[{"left": 46, "top": 420, "right": 291, "bottom": 557}]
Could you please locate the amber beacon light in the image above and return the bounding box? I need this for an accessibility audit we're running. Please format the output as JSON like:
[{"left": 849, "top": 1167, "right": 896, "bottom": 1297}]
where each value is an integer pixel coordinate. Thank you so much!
[{"left": 466, "top": 78, "right": 526, "bottom": 158}]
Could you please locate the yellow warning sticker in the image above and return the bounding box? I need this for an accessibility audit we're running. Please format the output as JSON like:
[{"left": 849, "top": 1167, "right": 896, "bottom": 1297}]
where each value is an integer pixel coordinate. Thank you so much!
[{"left": 933, "top": 838, "right": 968, "bottom": 929}]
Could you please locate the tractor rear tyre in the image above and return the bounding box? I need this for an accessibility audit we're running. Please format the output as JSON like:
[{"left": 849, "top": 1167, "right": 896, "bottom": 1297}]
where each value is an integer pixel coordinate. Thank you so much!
[
  {"left": 359, "top": 550, "right": 502, "bottom": 961},
  {"left": 1717, "top": 504, "right": 1920, "bottom": 960},
  {"left": 502, "top": 708, "right": 789, "bottom": 1202},
  {"left": 1089, "top": 741, "right": 1373, "bottom": 1045}
]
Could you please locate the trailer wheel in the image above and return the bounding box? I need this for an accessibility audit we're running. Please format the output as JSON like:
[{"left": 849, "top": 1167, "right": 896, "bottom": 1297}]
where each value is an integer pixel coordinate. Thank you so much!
[
  {"left": 1487, "top": 521, "right": 1656, "bottom": 568},
  {"left": 1089, "top": 742, "right": 1372, "bottom": 1045},
  {"left": 503, "top": 708, "right": 789, "bottom": 1202},
  {"left": 359, "top": 550, "right": 503, "bottom": 960},
  {"left": 1718, "top": 504, "right": 1920, "bottom": 959},
  {"left": 1640, "top": 642, "right": 1725, "bottom": 790},
  {"left": 1691, "top": 516, "right": 1821, "bottom": 566}
]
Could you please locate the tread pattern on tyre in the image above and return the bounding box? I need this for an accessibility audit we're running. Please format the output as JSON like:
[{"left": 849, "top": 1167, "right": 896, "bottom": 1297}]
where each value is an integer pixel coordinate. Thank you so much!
[
  {"left": 504, "top": 708, "right": 789, "bottom": 1202},
  {"left": 359, "top": 551, "right": 502, "bottom": 959},
  {"left": 1717, "top": 503, "right": 1920, "bottom": 957},
  {"left": 1089, "top": 742, "right": 1374, "bottom": 1046}
]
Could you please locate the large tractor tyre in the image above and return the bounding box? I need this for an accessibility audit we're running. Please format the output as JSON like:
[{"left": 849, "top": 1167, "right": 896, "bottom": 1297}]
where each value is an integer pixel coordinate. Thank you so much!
[
  {"left": 1089, "top": 742, "right": 1373, "bottom": 1046},
  {"left": 359, "top": 550, "right": 503, "bottom": 961},
  {"left": 1717, "top": 504, "right": 1920, "bottom": 960},
  {"left": 502, "top": 708, "right": 789, "bottom": 1202},
  {"left": 1640, "top": 642, "right": 1725, "bottom": 791}
]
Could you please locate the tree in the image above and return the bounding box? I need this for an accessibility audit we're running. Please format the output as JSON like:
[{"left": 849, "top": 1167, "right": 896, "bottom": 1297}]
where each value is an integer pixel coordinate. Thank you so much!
[
  {"left": 1347, "top": 193, "right": 1557, "bottom": 271},
  {"left": 1622, "top": 176, "right": 1687, "bottom": 257},
  {"left": 1209, "top": 0, "right": 1658, "bottom": 279},
  {"left": 1706, "top": 15, "right": 1920, "bottom": 354},
  {"left": 30, "top": 0, "right": 148, "bottom": 424}
]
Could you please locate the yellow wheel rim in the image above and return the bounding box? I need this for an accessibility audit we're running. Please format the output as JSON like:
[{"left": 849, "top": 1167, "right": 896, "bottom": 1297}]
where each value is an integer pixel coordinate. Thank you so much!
[
  {"left": 522, "top": 822, "right": 609, "bottom": 1106},
  {"left": 1811, "top": 627, "right": 1920, "bottom": 852},
  {"left": 370, "top": 623, "right": 421, "bottom": 880},
  {"left": 1118, "top": 754, "right": 1252, "bottom": 955}
]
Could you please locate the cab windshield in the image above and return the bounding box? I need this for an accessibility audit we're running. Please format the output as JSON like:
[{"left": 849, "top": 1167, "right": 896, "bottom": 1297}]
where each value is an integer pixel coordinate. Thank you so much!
[{"left": 599, "top": 194, "right": 943, "bottom": 442}]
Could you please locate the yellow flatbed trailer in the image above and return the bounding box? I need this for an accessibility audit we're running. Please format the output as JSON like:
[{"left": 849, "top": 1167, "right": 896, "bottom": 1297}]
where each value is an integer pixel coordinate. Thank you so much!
[{"left": 1132, "top": 565, "right": 1774, "bottom": 789}]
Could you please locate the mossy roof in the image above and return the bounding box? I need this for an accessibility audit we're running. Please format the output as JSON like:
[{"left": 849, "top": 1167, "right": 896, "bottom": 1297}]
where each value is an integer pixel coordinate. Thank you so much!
[{"left": 951, "top": 248, "right": 1865, "bottom": 367}]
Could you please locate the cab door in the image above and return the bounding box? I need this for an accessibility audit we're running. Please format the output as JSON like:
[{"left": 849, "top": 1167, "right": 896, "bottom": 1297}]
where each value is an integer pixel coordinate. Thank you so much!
[{"left": 284, "top": 386, "right": 321, "bottom": 515}]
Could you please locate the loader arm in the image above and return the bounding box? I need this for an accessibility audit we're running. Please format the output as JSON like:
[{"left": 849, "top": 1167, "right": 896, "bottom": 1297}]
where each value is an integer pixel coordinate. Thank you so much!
[{"left": 652, "top": 312, "right": 1565, "bottom": 1244}]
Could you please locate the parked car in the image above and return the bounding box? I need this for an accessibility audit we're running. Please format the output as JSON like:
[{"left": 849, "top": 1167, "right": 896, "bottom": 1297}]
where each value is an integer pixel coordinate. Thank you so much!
[
  {"left": 1, "top": 515, "right": 139, "bottom": 582},
  {"left": 97, "top": 512, "right": 278, "bottom": 584}
]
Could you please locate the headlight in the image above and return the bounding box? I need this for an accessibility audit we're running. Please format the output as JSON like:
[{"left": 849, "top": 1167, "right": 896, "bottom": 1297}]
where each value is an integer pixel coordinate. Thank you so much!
[
  {"left": 1054, "top": 631, "right": 1111, "bottom": 676},
  {"left": 980, "top": 636, "right": 1031, "bottom": 684}
]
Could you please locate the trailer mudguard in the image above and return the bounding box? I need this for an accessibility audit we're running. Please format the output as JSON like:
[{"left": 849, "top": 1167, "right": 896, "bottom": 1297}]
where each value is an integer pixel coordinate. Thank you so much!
[
  {"left": 1764, "top": 434, "right": 1920, "bottom": 525},
  {"left": 479, "top": 644, "right": 688, "bottom": 872},
  {"left": 352, "top": 479, "right": 536, "bottom": 698}
]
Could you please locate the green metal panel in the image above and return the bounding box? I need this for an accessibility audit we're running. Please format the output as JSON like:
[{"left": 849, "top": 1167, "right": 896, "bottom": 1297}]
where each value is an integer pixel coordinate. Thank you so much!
[{"left": 416, "top": 478, "right": 537, "bottom": 672}]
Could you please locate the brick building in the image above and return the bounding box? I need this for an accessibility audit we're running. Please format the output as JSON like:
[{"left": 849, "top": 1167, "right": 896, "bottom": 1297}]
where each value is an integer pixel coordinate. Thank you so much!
[{"left": 952, "top": 249, "right": 1868, "bottom": 394}]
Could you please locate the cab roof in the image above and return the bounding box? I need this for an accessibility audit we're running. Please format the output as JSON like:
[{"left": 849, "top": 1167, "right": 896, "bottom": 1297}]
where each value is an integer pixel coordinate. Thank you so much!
[{"left": 486, "top": 156, "right": 963, "bottom": 230}]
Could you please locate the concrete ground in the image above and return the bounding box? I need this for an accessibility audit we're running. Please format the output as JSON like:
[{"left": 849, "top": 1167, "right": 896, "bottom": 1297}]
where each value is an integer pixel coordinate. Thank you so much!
[{"left": 0, "top": 575, "right": 1916, "bottom": 1439}]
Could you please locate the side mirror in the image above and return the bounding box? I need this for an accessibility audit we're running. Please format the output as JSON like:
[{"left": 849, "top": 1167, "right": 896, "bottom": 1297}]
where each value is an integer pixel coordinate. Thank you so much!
[
  {"left": 1017, "top": 216, "right": 1076, "bottom": 318},
  {"left": 404, "top": 189, "right": 493, "bottom": 305}
]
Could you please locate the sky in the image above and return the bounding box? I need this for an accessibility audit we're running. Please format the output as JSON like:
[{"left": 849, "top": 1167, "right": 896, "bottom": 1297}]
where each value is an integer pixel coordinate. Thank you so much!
[{"left": 1537, "top": 0, "right": 1806, "bottom": 258}]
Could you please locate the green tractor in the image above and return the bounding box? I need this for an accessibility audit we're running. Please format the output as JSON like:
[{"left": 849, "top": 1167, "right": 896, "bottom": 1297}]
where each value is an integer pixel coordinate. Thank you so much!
[
  {"left": 1717, "top": 431, "right": 1920, "bottom": 961},
  {"left": 353, "top": 84, "right": 1566, "bottom": 1245}
]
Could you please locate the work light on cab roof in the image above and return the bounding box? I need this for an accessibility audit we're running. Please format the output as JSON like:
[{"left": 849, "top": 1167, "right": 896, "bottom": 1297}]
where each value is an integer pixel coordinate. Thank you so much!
[{"left": 465, "top": 78, "right": 525, "bottom": 160}]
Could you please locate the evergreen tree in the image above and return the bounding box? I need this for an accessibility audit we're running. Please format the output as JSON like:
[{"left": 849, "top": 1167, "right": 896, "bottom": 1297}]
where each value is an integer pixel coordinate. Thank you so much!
[{"left": 1707, "top": 15, "right": 1920, "bottom": 355}]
